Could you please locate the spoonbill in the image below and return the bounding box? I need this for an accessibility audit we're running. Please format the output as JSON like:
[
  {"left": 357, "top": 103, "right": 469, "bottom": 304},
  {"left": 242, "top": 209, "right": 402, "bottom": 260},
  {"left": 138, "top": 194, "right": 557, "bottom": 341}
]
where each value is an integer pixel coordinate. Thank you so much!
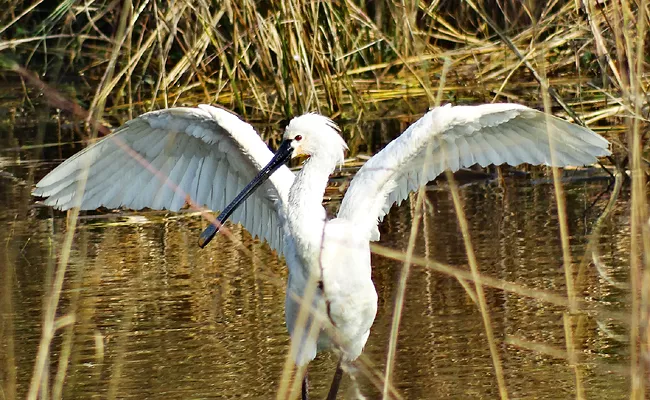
[{"left": 33, "top": 103, "right": 610, "bottom": 399}]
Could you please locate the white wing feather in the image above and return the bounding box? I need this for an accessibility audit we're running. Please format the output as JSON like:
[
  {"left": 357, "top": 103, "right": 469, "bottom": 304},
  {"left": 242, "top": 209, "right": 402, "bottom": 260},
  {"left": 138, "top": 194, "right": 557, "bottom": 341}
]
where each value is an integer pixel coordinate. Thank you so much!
[
  {"left": 338, "top": 103, "right": 611, "bottom": 240},
  {"left": 33, "top": 104, "right": 294, "bottom": 252}
]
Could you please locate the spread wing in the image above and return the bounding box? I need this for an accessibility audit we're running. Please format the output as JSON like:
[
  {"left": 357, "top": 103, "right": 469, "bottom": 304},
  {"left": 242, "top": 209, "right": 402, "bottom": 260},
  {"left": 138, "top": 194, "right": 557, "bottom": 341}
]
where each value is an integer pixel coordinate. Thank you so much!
[
  {"left": 33, "top": 104, "right": 295, "bottom": 252},
  {"left": 338, "top": 103, "right": 611, "bottom": 240}
]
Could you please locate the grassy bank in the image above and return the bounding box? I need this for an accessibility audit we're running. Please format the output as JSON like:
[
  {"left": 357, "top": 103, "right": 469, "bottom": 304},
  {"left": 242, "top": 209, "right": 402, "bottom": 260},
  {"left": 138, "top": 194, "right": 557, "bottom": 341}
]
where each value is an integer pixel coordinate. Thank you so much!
[{"left": 1, "top": 1, "right": 644, "bottom": 128}]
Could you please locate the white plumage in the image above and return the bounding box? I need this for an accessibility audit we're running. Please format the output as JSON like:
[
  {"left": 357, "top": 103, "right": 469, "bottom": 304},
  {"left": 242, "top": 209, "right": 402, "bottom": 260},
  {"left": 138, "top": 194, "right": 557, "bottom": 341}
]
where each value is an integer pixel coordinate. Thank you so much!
[
  {"left": 33, "top": 103, "right": 610, "bottom": 398},
  {"left": 33, "top": 105, "right": 293, "bottom": 252},
  {"left": 339, "top": 103, "right": 610, "bottom": 240}
]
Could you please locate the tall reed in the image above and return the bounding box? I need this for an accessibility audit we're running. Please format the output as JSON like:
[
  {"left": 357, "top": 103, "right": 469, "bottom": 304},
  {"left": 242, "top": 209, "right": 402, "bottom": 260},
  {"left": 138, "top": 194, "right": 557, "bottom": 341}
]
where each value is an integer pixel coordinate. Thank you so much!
[{"left": 2, "top": 0, "right": 637, "bottom": 126}]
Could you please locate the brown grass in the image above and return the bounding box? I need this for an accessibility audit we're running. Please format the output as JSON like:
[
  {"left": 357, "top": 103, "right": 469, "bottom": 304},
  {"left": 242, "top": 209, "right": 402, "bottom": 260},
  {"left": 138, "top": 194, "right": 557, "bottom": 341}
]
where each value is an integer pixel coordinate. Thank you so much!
[{"left": 2, "top": 0, "right": 643, "bottom": 130}]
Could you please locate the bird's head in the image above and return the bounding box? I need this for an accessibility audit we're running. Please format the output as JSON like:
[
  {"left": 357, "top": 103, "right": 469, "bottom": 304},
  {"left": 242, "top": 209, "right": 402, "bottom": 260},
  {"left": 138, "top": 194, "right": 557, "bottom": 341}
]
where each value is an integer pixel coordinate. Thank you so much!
[
  {"left": 197, "top": 112, "right": 347, "bottom": 248},
  {"left": 284, "top": 113, "right": 348, "bottom": 165}
]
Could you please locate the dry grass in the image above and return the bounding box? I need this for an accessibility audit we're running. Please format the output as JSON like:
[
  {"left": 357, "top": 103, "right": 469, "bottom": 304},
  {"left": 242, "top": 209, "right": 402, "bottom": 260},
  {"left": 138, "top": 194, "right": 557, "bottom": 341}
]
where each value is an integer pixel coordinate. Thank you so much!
[
  {"left": 1, "top": 0, "right": 649, "bottom": 399},
  {"left": 1, "top": 0, "right": 644, "bottom": 129}
]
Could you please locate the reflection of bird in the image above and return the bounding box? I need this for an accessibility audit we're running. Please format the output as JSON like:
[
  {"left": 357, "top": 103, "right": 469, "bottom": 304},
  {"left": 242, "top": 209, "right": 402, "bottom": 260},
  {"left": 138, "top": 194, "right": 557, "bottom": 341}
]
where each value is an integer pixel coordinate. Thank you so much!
[{"left": 34, "top": 104, "right": 611, "bottom": 399}]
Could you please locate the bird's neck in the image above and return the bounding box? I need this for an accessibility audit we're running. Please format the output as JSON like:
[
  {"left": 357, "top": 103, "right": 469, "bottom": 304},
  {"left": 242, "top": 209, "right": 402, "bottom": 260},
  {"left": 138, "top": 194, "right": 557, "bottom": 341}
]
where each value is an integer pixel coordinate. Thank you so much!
[{"left": 286, "top": 154, "right": 336, "bottom": 254}]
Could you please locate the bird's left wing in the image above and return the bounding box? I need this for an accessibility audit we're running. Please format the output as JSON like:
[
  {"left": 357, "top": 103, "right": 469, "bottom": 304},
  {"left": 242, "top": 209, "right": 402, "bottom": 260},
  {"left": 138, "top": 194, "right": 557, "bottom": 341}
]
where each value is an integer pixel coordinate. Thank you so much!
[
  {"left": 33, "top": 105, "right": 295, "bottom": 252},
  {"left": 338, "top": 103, "right": 611, "bottom": 240}
]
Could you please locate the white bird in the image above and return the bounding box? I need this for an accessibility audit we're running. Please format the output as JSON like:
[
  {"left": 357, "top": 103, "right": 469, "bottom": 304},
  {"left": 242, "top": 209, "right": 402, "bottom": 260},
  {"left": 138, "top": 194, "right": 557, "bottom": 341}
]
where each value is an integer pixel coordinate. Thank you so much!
[{"left": 33, "top": 103, "right": 611, "bottom": 399}]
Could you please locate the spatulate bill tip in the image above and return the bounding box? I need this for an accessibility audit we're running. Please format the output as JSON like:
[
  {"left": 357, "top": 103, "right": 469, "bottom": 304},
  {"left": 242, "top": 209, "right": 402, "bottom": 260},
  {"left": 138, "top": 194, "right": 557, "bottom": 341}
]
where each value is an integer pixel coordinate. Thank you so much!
[{"left": 198, "top": 224, "right": 218, "bottom": 248}]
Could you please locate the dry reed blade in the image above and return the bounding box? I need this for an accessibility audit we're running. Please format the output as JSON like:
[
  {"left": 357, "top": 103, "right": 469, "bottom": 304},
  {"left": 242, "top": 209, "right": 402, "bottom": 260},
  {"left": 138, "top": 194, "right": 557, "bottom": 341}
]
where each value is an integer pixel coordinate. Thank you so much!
[
  {"left": 540, "top": 54, "right": 586, "bottom": 398},
  {"left": 444, "top": 169, "right": 509, "bottom": 400},
  {"left": 382, "top": 169, "right": 426, "bottom": 399},
  {"left": 276, "top": 222, "right": 325, "bottom": 400},
  {"left": 27, "top": 208, "right": 82, "bottom": 399},
  {"left": 624, "top": 0, "right": 649, "bottom": 396},
  {"left": 1, "top": 218, "right": 21, "bottom": 400},
  {"left": 382, "top": 58, "right": 448, "bottom": 398}
]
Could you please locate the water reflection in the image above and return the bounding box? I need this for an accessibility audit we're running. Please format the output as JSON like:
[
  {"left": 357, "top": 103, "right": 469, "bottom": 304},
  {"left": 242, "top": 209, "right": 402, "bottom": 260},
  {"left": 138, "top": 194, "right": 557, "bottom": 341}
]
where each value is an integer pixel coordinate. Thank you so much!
[{"left": 0, "top": 120, "right": 633, "bottom": 399}]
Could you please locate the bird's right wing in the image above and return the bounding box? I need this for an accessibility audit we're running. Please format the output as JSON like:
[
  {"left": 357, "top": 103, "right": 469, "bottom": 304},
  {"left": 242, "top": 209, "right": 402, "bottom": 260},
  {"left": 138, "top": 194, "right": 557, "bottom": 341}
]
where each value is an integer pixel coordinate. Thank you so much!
[
  {"left": 33, "top": 105, "right": 294, "bottom": 252},
  {"left": 338, "top": 103, "right": 611, "bottom": 241}
]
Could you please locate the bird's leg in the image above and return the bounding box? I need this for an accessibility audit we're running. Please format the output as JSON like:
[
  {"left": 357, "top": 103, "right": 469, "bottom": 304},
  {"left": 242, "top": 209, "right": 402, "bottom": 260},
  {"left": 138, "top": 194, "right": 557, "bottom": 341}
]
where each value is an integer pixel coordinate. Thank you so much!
[
  {"left": 326, "top": 359, "right": 344, "bottom": 400},
  {"left": 301, "top": 368, "right": 309, "bottom": 400}
]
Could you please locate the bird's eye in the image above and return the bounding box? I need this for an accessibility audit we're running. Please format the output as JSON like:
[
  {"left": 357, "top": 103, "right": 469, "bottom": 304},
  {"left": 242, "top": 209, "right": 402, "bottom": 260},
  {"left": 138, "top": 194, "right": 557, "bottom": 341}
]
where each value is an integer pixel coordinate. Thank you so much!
[{"left": 294, "top": 135, "right": 303, "bottom": 141}]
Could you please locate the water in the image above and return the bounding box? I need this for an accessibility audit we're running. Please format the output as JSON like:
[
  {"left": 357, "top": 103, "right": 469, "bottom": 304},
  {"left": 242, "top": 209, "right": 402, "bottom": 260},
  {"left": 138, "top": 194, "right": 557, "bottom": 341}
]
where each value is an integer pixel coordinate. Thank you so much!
[{"left": 0, "top": 114, "right": 633, "bottom": 399}]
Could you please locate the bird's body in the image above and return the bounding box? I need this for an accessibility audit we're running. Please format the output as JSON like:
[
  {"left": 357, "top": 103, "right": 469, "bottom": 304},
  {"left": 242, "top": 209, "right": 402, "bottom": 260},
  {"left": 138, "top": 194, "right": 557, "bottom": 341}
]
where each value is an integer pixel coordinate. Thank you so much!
[
  {"left": 33, "top": 103, "right": 611, "bottom": 398},
  {"left": 284, "top": 217, "right": 377, "bottom": 365}
]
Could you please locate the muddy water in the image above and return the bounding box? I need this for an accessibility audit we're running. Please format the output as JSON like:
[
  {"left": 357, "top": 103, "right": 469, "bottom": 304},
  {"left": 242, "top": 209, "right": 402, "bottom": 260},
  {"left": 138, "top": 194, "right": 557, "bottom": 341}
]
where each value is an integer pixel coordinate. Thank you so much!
[{"left": 0, "top": 116, "right": 633, "bottom": 399}]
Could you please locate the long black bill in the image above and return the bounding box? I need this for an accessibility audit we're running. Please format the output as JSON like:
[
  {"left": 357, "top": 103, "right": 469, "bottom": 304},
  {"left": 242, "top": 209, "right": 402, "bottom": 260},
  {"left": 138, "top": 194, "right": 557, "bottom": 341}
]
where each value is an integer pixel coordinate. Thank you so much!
[{"left": 198, "top": 139, "right": 294, "bottom": 248}]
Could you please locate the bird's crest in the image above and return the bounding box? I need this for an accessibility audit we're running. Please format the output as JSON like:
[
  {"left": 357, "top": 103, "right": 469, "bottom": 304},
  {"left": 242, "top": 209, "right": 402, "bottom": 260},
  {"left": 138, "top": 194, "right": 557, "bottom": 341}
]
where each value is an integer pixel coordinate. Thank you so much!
[{"left": 285, "top": 113, "right": 347, "bottom": 165}]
